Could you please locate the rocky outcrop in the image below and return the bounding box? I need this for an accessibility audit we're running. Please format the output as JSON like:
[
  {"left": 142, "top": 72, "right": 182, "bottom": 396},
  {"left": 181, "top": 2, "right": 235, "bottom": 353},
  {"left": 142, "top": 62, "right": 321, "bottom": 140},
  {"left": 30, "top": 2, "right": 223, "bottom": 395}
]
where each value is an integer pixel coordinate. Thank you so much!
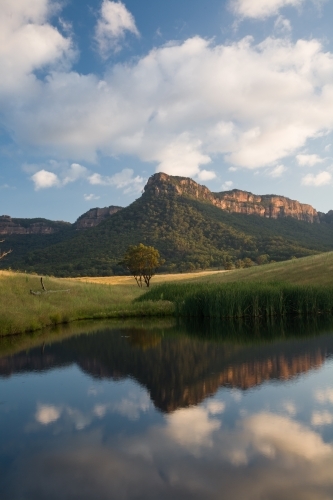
[
  {"left": 0, "top": 215, "right": 70, "bottom": 235},
  {"left": 74, "top": 206, "right": 122, "bottom": 229},
  {"left": 145, "top": 173, "right": 320, "bottom": 223}
]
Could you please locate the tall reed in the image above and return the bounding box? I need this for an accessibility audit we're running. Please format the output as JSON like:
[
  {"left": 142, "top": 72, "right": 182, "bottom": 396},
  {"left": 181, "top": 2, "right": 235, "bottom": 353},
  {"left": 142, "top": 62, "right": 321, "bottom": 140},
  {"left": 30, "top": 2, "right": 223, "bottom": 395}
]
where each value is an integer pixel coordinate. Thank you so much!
[{"left": 138, "top": 281, "right": 333, "bottom": 319}]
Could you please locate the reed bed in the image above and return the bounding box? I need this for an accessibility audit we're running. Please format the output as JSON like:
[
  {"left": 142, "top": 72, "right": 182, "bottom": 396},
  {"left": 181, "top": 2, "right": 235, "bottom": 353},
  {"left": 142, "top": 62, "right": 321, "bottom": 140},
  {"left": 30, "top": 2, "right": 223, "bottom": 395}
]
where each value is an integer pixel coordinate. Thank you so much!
[{"left": 138, "top": 281, "right": 333, "bottom": 319}]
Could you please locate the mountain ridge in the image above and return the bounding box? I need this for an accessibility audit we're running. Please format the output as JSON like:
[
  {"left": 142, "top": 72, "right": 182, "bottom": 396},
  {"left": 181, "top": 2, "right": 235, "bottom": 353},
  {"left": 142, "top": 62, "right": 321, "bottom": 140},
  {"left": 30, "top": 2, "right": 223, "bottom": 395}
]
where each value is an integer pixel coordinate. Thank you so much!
[
  {"left": 2, "top": 173, "right": 333, "bottom": 276},
  {"left": 0, "top": 173, "right": 328, "bottom": 235}
]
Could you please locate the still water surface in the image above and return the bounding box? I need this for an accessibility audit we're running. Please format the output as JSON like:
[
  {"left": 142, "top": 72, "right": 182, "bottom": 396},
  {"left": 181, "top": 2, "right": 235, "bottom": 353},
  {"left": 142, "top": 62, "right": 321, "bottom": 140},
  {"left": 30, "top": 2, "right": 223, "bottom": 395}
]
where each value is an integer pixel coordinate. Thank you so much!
[{"left": 1, "top": 319, "right": 333, "bottom": 499}]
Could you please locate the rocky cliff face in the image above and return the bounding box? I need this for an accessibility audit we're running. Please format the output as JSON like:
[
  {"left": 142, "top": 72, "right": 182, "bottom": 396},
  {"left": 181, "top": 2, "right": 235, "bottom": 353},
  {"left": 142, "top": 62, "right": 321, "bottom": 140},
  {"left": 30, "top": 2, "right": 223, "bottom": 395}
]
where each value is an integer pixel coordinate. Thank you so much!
[
  {"left": 145, "top": 173, "right": 320, "bottom": 223},
  {"left": 0, "top": 215, "right": 70, "bottom": 235},
  {"left": 74, "top": 206, "right": 122, "bottom": 229}
]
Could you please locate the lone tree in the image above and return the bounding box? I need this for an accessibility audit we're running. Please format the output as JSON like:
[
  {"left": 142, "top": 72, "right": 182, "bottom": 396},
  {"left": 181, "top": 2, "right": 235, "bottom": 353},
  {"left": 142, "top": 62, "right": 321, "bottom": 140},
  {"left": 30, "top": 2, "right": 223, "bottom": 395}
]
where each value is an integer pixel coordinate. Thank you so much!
[
  {"left": 0, "top": 240, "right": 12, "bottom": 260},
  {"left": 122, "top": 243, "right": 164, "bottom": 287}
]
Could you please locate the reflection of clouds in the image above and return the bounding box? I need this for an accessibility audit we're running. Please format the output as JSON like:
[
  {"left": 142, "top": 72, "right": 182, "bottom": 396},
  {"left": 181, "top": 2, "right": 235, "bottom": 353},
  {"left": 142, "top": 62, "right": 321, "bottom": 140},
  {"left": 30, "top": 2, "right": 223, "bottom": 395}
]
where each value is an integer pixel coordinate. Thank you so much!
[
  {"left": 312, "top": 411, "right": 333, "bottom": 426},
  {"left": 231, "top": 389, "right": 242, "bottom": 402},
  {"left": 282, "top": 401, "right": 297, "bottom": 416},
  {"left": 35, "top": 405, "right": 61, "bottom": 425},
  {"left": 17, "top": 408, "right": 333, "bottom": 499},
  {"left": 315, "top": 388, "right": 333, "bottom": 404},
  {"left": 244, "top": 412, "right": 332, "bottom": 461},
  {"left": 113, "top": 393, "right": 150, "bottom": 420},
  {"left": 206, "top": 400, "right": 225, "bottom": 415},
  {"left": 166, "top": 406, "right": 221, "bottom": 451}
]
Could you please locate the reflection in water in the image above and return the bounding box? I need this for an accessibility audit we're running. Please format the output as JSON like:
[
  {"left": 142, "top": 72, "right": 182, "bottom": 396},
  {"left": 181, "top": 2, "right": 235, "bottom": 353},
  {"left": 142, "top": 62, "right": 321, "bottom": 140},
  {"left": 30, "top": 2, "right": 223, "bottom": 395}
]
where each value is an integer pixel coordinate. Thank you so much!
[{"left": 1, "top": 319, "right": 333, "bottom": 499}]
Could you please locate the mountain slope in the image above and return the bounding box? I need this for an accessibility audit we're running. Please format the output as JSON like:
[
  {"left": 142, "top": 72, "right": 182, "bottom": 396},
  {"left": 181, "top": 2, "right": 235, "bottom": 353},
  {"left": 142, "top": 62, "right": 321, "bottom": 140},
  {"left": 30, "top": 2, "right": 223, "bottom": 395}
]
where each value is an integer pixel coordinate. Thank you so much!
[{"left": 7, "top": 174, "right": 333, "bottom": 277}]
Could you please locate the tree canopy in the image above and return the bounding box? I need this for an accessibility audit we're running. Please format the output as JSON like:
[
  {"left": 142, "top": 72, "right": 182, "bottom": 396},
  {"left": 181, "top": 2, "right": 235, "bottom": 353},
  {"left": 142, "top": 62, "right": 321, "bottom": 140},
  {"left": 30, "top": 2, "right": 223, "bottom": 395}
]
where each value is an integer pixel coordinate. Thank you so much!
[{"left": 122, "top": 244, "right": 164, "bottom": 287}]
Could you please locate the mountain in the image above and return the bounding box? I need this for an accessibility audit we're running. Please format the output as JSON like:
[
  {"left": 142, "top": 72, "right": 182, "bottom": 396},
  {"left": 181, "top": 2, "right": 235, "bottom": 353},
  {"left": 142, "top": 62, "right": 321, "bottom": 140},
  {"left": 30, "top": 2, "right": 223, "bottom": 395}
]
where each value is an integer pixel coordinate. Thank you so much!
[
  {"left": 146, "top": 173, "right": 320, "bottom": 223},
  {"left": 1, "top": 325, "right": 333, "bottom": 413},
  {"left": 2, "top": 173, "right": 333, "bottom": 276}
]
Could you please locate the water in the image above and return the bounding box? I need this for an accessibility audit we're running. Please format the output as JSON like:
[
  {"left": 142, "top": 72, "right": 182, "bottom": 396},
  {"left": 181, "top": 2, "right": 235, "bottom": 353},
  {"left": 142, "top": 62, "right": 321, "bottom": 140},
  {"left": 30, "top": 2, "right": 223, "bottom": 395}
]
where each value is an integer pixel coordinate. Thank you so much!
[{"left": 1, "top": 319, "right": 333, "bottom": 499}]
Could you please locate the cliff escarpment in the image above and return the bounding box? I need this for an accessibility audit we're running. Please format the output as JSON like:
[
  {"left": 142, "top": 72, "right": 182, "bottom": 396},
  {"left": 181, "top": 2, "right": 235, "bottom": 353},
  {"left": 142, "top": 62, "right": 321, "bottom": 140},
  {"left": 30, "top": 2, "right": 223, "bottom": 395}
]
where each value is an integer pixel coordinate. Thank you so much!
[
  {"left": 145, "top": 173, "right": 320, "bottom": 223},
  {"left": 0, "top": 216, "right": 70, "bottom": 235},
  {"left": 74, "top": 206, "right": 123, "bottom": 229}
]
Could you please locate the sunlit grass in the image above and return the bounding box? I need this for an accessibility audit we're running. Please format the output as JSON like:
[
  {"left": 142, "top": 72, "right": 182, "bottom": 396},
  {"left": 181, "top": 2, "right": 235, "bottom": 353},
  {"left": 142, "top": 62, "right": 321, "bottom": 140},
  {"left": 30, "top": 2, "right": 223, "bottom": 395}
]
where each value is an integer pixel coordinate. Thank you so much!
[
  {"left": 2, "top": 251, "right": 333, "bottom": 336},
  {"left": 0, "top": 272, "right": 173, "bottom": 336}
]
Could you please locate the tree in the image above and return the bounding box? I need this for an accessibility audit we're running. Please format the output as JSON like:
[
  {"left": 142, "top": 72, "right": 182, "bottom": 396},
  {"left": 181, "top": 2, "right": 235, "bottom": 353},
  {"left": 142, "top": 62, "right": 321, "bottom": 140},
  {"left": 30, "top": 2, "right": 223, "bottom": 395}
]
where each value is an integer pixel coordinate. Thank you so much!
[
  {"left": 0, "top": 240, "right": 12, "bottom": 260},
  {"left": 121, "top": 243, "right": 164, "bottom": 287}
]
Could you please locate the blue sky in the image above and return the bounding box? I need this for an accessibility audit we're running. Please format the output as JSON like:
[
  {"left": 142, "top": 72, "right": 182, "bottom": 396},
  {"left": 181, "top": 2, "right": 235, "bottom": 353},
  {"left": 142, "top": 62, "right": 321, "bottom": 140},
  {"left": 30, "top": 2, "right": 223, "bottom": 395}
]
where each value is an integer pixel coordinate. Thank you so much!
[{"left": 1, "top": 0, "right": 333, "bottom": 222}]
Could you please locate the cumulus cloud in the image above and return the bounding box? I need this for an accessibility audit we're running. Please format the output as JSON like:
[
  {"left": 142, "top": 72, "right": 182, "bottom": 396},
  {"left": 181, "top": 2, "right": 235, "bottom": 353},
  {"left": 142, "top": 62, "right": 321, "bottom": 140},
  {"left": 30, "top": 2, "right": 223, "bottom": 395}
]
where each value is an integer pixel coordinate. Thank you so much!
[
  {"left": 197, "top": 169, "right": 216, "bottom": 181},
  {"left": 269, "top": 164, "right": 287, "bottom": 177},
  {"left": 297, "top": 154, "right": 325, "bottom": 166},
  {"left": 230, "top": 0, "right": 305, "bottom": 19},
  {"left": 95, "top": 1, "right": 139, "bottom": 56},
  {"left": 30, "top": 163, "right": 88, "bottom": 189},
  {"left": 2, "top": 2, "right": 333, "bottom": 182},
  {"left": 31, "top": 169, "right": 60, "bottom": 190},
  {"left": 88, "top": 168, "right": 145, "bottom": 194},
  {"left": 0, "top": 0, "right": 73, "bottom": 95},
  {"left": 301, "top": 171, "right": 332, "bottom": 186}
]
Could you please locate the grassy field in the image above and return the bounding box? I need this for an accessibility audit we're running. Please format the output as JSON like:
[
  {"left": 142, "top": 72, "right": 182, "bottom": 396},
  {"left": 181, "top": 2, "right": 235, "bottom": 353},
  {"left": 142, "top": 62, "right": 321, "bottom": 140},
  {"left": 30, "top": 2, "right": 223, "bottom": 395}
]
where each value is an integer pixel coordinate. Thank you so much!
[
  {"left": 2, "top": 251, "right": 333, "bottom": 336},
  {"left": 0, "top": 272, "right": 174, "bottom": 336},
  {"left": 76, "top": 252, "right": 333, "bottom": 287}
]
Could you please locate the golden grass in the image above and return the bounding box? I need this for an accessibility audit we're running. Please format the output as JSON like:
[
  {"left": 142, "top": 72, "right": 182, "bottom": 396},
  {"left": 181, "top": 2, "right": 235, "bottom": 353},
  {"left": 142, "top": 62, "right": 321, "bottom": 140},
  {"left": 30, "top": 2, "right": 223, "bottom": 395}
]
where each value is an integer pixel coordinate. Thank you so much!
[
  {"left": 0, "top": 272, "right": 174, "bottom": 336},
  {"left": 2, "top": 251, "right": 333, "bottom": 337}
]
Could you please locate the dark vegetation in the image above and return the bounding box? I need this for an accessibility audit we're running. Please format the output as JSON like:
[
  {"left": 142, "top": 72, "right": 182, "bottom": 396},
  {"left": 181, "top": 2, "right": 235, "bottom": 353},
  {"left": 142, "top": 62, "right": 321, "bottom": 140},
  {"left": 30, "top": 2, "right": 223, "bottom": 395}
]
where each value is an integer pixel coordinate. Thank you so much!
[
  {"left": 2, "top": 189, "right": 333, "bottom": 277},
  {"left": 138, "top": 281, "right": 333, "bottom": 319}
]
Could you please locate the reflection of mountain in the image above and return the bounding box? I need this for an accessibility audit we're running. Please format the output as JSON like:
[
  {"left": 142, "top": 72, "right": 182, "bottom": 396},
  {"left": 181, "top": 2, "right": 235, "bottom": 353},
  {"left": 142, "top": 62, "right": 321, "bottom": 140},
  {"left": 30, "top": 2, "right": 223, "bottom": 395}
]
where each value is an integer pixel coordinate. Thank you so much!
[{"left": 1, "top": 327, "right": 333, "bottom": 412}]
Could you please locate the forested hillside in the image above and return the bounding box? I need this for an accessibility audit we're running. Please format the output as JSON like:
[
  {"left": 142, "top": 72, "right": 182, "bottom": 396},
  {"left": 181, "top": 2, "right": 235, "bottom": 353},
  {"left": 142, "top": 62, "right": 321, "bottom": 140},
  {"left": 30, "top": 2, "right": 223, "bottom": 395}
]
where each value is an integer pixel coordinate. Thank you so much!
[{"left": 3, "top": 174, "right": 333, "bottom": 277}]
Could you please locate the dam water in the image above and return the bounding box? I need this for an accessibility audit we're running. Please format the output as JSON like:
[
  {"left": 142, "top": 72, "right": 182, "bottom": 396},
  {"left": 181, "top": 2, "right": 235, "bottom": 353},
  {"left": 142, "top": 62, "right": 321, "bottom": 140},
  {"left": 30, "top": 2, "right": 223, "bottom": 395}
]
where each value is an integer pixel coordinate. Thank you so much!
[{"left": 1, "top": 318, "right": 333, "bottom": 499}]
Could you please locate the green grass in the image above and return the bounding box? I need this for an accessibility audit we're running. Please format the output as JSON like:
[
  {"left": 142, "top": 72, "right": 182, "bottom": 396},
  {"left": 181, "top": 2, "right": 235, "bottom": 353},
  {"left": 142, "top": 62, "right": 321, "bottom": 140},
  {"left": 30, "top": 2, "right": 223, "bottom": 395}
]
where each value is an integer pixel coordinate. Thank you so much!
[
  {"left": 3, "top": 251, "right": 333, "bottom": 336},
  {"left": 0, "top": 272, "right": 174, "bottom": 336},
  {"left": 139, "top": 281, "right": 333, "bottom": 319},
  {"left": 191, "top": 251, "right": 333, "bottom": 286}
]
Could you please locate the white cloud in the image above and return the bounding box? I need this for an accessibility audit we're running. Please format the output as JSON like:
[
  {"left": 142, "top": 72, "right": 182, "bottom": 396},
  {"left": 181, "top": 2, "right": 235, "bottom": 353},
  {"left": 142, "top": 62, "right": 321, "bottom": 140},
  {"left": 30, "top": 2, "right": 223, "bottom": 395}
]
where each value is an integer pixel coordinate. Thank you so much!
[
  {"left": 2, "top": 4, "right": 333, "bottom": 181},
  {"left": 35, "top": 404, "right": 61, "bottom": 425},
  {"left": 269, "top": 164, "right": 287, "bottom": 177},
  {"left": 62, "top": 163, "right": 88, "bottom": 185},
  {"left": 297, "top": 154, "right": 325, "bottom": 166},
  {"left": 197, "top": 169, "right": 216, "bottom": 181},
  {"left": 274, "top": 15, "right": 292, "bottom": 34},
  {"left": 88, "top": 168, "right": 145, "bottom": 194},
  {"left": 301, "top": 171, "right": 332, "bottom": 186},
  {"left": 30, "top": 162, "right": 88, "bottom": 189},
  {"left": 84, "top": 194, "right": 100, "bottom": 201},
  {"left": 325, "top": 144, "right": 331, "bottom": 152},
  {"left": 222, "top": 181, "right": 234, "bottom": 190},
  {"left": 95, "top": 0, "right": 139, "bottom": 57},
  {"left": 0, "top": 0, "right": 74, "bottom": 95},
  {"left": 31, "top": 169, "right": 60, "bottom": 190},
  {"left": 230, "top": 0, "right": 305, "bottom": 19},
  {"left": 311, "top": 411, "right": 333, "bottom": 426}
]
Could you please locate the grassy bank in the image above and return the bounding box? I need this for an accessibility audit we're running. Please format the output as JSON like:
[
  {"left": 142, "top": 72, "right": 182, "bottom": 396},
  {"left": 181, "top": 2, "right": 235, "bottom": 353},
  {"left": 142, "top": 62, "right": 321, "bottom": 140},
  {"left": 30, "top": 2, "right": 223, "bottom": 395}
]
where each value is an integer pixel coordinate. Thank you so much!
[
  {"left": 0, "top": 272, "right": 173, "bottom": 336},
  {"left": 3, "top": 251, "right": 333, "bottom": 336},
  {"left": 138, "top": 281, "right": 333, "bottom": 319}
]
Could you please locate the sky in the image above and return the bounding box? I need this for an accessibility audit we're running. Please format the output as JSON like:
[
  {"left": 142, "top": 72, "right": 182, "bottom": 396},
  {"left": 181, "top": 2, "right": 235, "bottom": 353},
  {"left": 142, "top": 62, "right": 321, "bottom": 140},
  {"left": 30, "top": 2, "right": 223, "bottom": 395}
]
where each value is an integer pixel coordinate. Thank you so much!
[{"left": 0, "top": 0, "right": 333, "bottom": 222}]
